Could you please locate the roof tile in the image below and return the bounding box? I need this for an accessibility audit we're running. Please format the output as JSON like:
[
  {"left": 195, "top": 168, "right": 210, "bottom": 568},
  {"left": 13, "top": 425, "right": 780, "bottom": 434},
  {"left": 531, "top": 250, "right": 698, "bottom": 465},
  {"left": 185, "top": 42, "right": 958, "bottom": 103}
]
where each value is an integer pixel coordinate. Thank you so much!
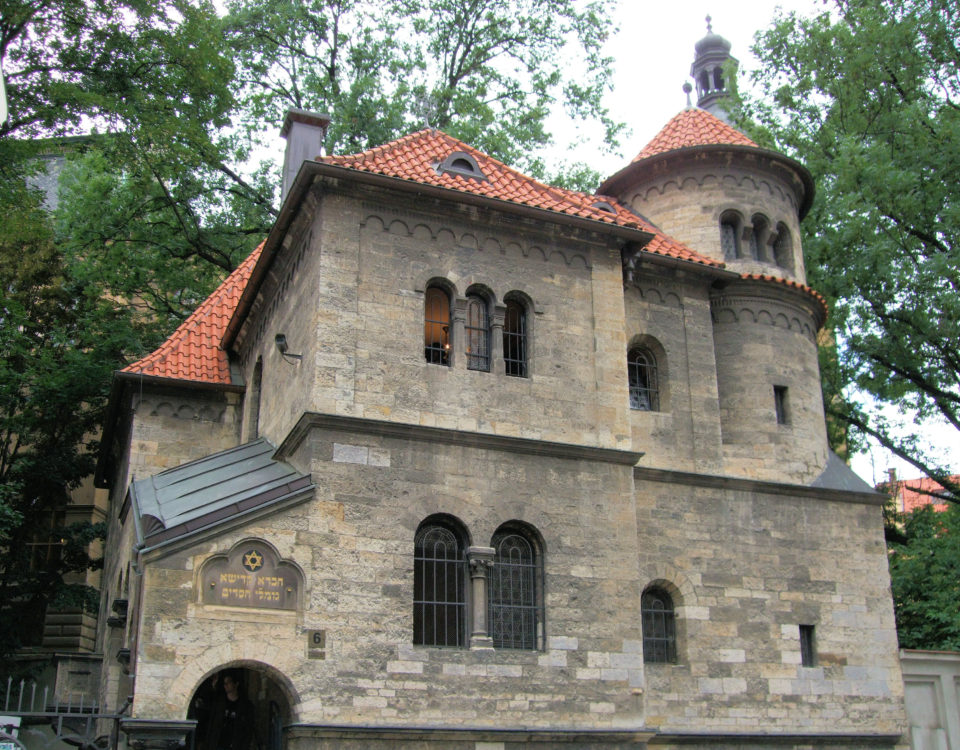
[
  {"left": 121, "top": 243, "right": 262, "bottom": 385},
  {"left": 633, "top": 108, "right": 758, "bottom": 162}
]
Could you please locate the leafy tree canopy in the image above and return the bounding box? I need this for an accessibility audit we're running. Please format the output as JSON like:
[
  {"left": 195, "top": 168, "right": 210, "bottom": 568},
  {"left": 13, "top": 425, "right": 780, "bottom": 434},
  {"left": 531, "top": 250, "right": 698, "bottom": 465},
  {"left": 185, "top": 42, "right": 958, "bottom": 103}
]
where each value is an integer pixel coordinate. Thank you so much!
[
  {"left": 737, "top": 0, "right": 960, "bottom": 502},
  {"left": 887, "top": 503, "right": 960, "bottom": 650}
]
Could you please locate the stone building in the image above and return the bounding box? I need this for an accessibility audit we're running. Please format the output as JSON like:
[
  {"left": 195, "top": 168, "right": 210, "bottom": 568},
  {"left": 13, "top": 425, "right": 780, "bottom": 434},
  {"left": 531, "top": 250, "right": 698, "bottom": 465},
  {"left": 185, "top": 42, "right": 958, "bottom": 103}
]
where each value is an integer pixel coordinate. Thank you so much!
[{"left": 91, "top": 34, "right": 907, "bottom": 750}]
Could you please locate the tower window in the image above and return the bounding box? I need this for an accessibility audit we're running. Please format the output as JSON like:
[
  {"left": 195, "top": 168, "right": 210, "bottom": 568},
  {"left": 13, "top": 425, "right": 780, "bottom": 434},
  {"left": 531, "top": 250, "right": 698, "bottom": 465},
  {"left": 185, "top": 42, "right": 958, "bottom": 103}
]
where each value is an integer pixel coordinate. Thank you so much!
[
  {"left": 719, "top": 212, "right": 742, "bottom": 259},
  {"left": 424, "top": 286, "right": 451, "bottom": 366},
  {"left": 713, "top": 67, "right": 723, "bottom": 91},
  {"left": 774, "top": 385, "right": 790, "bottom": 425},
  {"left": 628, "top": 347, "right": 659, "bottom": 411}
]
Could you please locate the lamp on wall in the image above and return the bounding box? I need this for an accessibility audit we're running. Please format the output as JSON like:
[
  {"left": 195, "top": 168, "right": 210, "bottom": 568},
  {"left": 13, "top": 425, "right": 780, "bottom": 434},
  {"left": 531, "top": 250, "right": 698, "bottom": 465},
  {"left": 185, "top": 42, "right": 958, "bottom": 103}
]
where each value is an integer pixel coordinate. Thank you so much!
[{"left": 275, "top": 333, "right": 302, "bottom": 362}]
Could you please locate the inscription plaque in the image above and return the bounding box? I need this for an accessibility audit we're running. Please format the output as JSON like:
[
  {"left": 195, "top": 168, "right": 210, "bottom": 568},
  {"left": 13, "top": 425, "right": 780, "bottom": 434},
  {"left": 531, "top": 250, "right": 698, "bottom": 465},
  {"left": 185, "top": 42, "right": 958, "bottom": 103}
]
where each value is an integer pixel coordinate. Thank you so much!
[{"left": 200, "top": 543, "right": 300, "bottom": 610}]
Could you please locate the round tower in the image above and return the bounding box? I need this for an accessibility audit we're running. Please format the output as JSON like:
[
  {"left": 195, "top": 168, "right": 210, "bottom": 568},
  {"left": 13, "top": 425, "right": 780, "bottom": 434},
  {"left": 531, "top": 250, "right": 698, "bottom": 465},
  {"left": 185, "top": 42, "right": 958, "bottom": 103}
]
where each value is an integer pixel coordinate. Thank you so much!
[{"left": 601, "top": 30, "right": 830, "bottom": 484}]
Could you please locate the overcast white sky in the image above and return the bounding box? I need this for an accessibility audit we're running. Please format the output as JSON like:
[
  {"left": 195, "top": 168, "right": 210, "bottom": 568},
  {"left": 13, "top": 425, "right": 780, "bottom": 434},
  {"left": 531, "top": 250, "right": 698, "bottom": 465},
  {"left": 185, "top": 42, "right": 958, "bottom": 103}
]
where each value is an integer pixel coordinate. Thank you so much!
[{"left": 588, "top": 0, "right": 958, "bottom": 487}]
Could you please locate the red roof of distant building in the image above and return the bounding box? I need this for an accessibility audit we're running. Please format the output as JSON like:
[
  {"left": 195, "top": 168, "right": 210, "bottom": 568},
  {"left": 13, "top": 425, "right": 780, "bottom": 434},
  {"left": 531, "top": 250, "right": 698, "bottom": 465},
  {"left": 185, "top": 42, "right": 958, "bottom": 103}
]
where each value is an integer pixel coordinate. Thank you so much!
[
  {"left": 121, "top": 243, "right": 262, "bottom": 385},
  {"left": 881, "top": 475, "right": 956, "bottom": 513},
  {"left": 633, "top": 107, "right": 758, "bottom": 162}
]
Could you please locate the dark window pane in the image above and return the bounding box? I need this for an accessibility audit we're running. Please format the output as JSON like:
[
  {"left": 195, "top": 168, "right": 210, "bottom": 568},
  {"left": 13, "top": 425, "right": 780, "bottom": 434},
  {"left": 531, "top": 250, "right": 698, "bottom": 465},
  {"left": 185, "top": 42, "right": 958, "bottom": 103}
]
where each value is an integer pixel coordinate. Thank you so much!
[
  {"left": 465, "top": 296, "right": 490, "bottom": 371},
  {"left": 490, "top": 532, "right": 538, "bottom": 649},
  {"left": 642, "top": 588, "right": 676, "bottom": 663},
  {"left": 504, "top": 301, "right": 527, "bottom": 377},
  {"left": 628, "top": 348, "right": 659, "bottom": 411}
]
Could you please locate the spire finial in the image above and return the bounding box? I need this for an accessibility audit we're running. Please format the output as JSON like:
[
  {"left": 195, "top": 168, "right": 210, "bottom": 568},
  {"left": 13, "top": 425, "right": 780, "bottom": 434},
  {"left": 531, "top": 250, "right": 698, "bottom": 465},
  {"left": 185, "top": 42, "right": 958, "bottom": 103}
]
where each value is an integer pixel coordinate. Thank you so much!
[
  {"left": 683, "top": 81, "right": 693, "bottom": 108},
  {"left": 706, "top": 14, "right": 713, "bottom": 33}
]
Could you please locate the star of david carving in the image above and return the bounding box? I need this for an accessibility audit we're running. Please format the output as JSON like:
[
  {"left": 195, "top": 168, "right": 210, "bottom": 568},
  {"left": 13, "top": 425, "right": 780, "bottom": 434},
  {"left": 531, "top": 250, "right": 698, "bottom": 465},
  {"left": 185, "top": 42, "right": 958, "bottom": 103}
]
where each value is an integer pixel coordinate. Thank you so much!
[{"left": 242, "top": 549, "right": 264, "bottom": 572}]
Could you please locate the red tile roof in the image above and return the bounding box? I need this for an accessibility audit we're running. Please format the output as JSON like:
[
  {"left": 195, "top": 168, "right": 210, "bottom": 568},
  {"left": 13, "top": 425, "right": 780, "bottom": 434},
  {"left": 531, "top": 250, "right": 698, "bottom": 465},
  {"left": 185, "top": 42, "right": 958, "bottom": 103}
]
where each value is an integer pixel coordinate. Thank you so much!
[
  {"left": 121, "top": 243, "right": 263, "bottom": 384},
  {"left": 633, "top": 108, "right": 758, "bottom": 162},
  {"left": 322, "top": 128, "right": 656, "bottom": 230},
  {"left": 881, "top": 475, "right": 956, "bottom": 514},
  {"left": 123, "top": 130, "right": 747, "bottom": 387}
]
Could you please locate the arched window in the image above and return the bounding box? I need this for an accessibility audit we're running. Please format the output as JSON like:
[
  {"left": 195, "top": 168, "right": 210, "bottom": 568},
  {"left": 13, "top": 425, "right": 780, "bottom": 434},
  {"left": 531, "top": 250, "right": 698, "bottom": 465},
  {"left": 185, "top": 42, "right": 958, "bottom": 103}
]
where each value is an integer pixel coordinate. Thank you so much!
[
  {"left": 713, "top": 67, "right": 724, "bottom": 91},
  {"left": 503, "top": 299, "right": 528, "bottom": 378},
  {"left": 628, "top": 347, "right": 659, "bottom": 411},
  {"left": 719, "top": 212, "right": 741, "bottom": 259},
  {"left": 424, "top": 286, "right": 451, "bottom": 365},
  {"left": 247, "top": 358, "right": 262, "bottom": 440},
  {"left": 749, "top": 216, "right": 770, "bottom": 261},
  {"left": 414, "top": 520, "right": 467, "bottom": 646},
  {"left": 773, "top": 223, "right": 794, "bottom": 269},
  {"left": 465, "top": 294, "right": 490, "bottom": 371},
  {"left": 489, "top": 526, "right": 542, "bottom": 650},
  {"left": 642, "top": 586, "right": 677, "bottom": 663}
]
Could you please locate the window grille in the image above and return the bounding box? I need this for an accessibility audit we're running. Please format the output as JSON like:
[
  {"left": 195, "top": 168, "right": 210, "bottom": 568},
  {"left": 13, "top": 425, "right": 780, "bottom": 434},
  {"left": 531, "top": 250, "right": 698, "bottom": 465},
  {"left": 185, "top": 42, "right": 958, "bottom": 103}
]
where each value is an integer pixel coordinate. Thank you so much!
[
  {"left": 489, "top": 532, "right": 538, "bottom": 649},
  {"left": 642, "top": 588, "right": 676, "bottom": 663},
  {"left": 465, "top": 295, "right": 490, "bottom": 371},
  {"left": 424, "top": 287, "right": 450, "bottom": 365},
  {"left": 414, "top": 525, "right": 466, "bottom": 646},
  {"left": 503, "top": 300, "right": 527, "bottom": 377},
  {"left": 628, "top": 348, "right": 659, "bottom": 411}
]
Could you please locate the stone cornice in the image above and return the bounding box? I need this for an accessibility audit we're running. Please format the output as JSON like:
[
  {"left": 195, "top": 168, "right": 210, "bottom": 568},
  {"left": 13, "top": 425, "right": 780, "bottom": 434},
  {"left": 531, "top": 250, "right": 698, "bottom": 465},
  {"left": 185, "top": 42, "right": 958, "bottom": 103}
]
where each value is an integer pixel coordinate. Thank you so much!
[
  {"left": 276, "top": 412, "right": 644, "bottom": 466},
  {"left": 634, "top": 466, "right": 883, "bottom": 506},
  {"left": 710, "top": 277, "right": 827, "bottom": 336},
  {"left": 286, "top": 725, "right": 656, "bottom": 743}
]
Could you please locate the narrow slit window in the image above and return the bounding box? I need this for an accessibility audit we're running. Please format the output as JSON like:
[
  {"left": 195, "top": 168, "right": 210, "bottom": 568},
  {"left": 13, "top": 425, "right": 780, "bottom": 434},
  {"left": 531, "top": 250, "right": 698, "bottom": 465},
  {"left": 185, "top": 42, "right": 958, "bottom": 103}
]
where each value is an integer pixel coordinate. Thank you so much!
[
  {"left": 774, "top": 385, "right": 790, "bottom": 425},
  {"left": 799, "top": 624, "right": 816, "bottom": 667}
]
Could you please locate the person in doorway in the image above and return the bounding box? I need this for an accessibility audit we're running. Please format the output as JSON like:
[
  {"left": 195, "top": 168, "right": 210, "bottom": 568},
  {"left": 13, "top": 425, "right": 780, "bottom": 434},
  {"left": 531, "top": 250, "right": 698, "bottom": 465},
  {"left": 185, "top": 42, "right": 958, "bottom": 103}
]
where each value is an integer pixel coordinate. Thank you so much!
[{"left": 205, "top": 670, "right": 255, "bottom": 750}]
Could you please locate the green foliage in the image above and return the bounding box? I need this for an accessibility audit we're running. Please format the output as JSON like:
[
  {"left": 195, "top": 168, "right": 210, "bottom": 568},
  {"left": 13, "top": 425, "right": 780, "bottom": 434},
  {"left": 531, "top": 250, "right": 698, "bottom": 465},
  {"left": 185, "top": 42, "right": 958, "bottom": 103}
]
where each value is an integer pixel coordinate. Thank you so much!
[
  {"left": 887, "top": 503, "right": 960, "bottom": 650},
  {"left": 223, "top": 0, "right": 622, "bottom": 180},
  {"left": 739, "top": 0, "right": 960, "bottom": 500}
]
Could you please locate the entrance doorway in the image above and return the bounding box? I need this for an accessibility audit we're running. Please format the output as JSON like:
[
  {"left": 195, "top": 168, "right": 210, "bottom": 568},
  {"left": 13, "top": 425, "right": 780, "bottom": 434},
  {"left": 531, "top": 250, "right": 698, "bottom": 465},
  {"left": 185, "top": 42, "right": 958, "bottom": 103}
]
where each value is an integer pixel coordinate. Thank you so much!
[{"left": 187, "top": 665, "right": 292, "bottom": 750}]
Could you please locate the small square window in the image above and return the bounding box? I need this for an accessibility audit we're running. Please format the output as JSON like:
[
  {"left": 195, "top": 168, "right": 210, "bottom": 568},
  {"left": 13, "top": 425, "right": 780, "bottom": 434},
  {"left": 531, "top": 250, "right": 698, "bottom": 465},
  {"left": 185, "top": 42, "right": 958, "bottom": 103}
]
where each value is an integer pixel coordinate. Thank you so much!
[
  {"left": 774, "top": 385, "right": 790, "bottom": 425},
  {"left": 799, "top": 624, "right": 816, "bottom": 667}
]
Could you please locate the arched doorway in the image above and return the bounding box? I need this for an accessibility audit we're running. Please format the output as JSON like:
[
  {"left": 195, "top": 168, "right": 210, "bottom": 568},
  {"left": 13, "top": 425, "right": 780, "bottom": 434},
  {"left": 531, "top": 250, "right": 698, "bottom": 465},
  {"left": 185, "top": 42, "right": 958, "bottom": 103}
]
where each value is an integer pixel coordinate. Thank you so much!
[{"left": 187, "top": 665, "right": 293, "bottom": 750}]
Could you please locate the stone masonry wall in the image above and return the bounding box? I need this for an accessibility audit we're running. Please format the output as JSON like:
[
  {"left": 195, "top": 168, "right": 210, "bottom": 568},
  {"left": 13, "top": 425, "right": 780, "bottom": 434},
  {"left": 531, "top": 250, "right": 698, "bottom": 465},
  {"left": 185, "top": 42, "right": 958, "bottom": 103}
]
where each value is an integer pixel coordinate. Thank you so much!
[
  {"left": 129, "top": 424, "right": 646, "bottom": 731},
  {"left": 635, "top": 470, "right": 905, "bottom": 736},
  {"left": 237, "top": 182, "right": 633, "bottom": 459}
]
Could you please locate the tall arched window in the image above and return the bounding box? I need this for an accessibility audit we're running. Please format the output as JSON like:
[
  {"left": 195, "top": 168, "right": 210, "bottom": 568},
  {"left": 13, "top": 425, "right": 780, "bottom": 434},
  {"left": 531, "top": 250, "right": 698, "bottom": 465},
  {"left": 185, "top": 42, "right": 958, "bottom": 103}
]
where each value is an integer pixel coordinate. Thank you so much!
[
  {"left": 719, "top": 212, "right": 741, "bottom": 259},
  {"left": 489, "top": 526, "right": 542, "bottom": 650},
  {"left": 465, "top": 294, "right": 490, "bottom": 371},
  {"left": 424, "top": 286, "right": 451, "bottom": 366},
  {"left": 749, "top": 216, "right": 770, "bottom": 261},
  {"left": 642, "top": 586, "right": 677, "bottom": 663},
  {"left": 773, "top": 223, "right": 794, "bottom": 270},
  {"left": 628, "top": 347, "right": 659, "bottom": 411},
  {"left": 414, "top": 520, "right": 467, "bottom": 646},
  {"left": 503, "top": 299, "right": 528, "bottom": 378}
]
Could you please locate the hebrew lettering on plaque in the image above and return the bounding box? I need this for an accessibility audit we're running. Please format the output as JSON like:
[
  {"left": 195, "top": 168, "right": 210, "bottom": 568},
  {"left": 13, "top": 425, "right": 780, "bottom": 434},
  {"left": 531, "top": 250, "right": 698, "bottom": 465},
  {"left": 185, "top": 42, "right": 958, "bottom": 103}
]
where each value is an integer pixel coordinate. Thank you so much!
[{"left": 200, "top": 541, "right": 301, "bottom": 610}]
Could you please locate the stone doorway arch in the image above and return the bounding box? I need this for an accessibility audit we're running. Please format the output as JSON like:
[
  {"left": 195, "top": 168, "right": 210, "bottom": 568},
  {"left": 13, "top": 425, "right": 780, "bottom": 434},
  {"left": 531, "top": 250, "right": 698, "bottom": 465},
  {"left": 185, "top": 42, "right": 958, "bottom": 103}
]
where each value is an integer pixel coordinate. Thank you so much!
[{"left": 187, "top": 663, "right": 295, "bottom": 750}]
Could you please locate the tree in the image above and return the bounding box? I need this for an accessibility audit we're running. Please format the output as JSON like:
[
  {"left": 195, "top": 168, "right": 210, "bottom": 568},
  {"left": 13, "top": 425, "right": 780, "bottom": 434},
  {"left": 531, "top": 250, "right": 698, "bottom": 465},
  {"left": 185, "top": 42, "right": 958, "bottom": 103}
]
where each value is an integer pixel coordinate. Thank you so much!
[
  {"left": 223, "top": 0, "right": 622, "bottom": 185},
  {"left": 887, "top": 503, "right": 960, "bottom": 650},
  {"left": 739, "top": 0, "right": 960, "bottom": 502}
]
